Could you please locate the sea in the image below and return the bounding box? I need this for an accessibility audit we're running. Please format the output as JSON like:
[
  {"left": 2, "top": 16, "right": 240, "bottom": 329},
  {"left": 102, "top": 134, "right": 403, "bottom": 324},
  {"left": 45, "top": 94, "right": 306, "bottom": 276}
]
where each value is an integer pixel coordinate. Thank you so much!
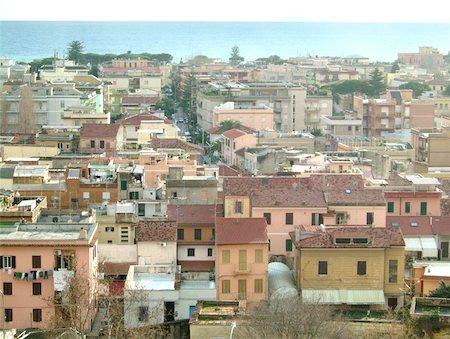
[{"left": 0, "top": 21, "right": 449, "bottom": 63}]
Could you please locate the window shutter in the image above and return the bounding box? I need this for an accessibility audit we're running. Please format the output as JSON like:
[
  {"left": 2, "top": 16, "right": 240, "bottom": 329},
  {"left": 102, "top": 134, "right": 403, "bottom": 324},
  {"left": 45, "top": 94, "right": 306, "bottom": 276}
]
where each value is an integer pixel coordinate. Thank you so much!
[
  {"left": 0, "top": 256, "right": 3, "bottom": 269},
  {"left": 12, "top": 256, "right": 16, "bottom": 268}
]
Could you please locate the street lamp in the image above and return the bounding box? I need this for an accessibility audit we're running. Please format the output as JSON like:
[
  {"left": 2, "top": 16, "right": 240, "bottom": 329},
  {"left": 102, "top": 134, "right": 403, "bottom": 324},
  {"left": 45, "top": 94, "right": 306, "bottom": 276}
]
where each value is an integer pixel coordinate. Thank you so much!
[{"left": 229, "top": 321, "right": 236, "bottom": 339}]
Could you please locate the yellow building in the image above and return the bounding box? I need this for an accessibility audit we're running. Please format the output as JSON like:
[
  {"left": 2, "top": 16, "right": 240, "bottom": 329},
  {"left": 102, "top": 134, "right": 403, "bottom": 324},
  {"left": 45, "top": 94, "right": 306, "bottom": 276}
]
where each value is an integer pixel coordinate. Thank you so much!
[
  {"left": 293, "top": 225, "right": 405, "bottom": 310},
  {"left": 215, "top": 217, "right": 269, "bottom": 310}
]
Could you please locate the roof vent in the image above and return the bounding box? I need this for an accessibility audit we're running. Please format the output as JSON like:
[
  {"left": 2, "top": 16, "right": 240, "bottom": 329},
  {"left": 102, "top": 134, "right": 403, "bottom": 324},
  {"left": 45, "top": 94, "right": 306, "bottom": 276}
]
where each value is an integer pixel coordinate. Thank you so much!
[
  {"left": 345, "top": 189, "right": 351, "bottom": 194},
  {"left": 410, "top": 222, "right": 418, "bottom": 227}
]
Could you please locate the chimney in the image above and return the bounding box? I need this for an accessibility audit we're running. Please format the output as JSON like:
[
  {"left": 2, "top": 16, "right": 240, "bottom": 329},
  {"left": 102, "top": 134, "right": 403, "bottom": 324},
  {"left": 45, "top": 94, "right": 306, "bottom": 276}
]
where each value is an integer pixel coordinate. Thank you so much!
[
  {"left": 295, "top": 225, "right": 301, "bottom": 242},
  {"left": 79, "top": 227, "right": 87, "bottom": 240}
]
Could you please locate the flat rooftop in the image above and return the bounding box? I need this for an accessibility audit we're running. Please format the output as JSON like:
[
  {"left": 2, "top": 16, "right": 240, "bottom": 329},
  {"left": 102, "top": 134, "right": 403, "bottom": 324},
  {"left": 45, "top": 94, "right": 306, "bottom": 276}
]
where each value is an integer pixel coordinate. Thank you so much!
[{"left": 0, "top": 222, "right": 96, "bottom": 241}]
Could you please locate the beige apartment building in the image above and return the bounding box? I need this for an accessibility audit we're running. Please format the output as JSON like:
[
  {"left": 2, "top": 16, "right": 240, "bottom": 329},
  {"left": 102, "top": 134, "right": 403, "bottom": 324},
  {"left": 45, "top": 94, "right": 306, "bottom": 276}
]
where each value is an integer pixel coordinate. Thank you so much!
[
  {"left": 213, "top": 102, "right": 274, "bottom": 131},
  {"left": 411, "top": 127, "right": 450, "bottom": 171}
]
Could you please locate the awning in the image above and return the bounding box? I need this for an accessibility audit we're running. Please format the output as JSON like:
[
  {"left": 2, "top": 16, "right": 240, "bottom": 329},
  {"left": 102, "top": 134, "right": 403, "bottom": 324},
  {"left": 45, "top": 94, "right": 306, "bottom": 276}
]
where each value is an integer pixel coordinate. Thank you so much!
[
  {"left": 302, "top": 289, "right": 385, "bottom": 305},
  {"left": 405, "top": 237, "right": 438, "bottom": 258}
]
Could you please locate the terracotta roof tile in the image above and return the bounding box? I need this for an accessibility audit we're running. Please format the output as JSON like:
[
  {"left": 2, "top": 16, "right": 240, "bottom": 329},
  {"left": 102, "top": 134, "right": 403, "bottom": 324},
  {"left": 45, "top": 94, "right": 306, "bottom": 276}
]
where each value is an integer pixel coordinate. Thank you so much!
[
  {"left": 178, "top": 260, "right": 214, "bottom": 272},
  {"left": 294, "top": 226, "right": 404, "bottom": 248},
  {"left": 116, "top": 113, "right": 170, "bottom": 125},
  {"left": 215, "top": 217, "right": 268, "bottom": 245},
  {"left": 222, "top": 129, "right": 248, "bottom": 139},
  {"left": 219, "top": 164, "right": 243, "bottom": 177},
  {"left": 137, "top": 220, "right": 177, "bottom": 241},
  {"left": 386, "top": 216, "right": 433, "bottom": 236},
  {"left": 80, "top": 123, "right": 120, "bottom": 138},
  {"left": 167, "top": 204, "right": 217, "bottom": 224},
  {"left": 122, "top": 96, "right": 160, "bottom": 105}
]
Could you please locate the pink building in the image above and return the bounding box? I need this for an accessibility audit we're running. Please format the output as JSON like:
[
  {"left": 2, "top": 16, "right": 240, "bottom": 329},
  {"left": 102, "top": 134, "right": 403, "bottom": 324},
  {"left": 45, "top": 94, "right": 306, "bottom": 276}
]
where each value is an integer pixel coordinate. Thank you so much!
[
  {"left": 222, "top": 174, "right": 386, "bottom": 263},
  {"left": 215, "top": 217, "right": 269, "bottom": 310},
  {"left": 213, "top": 102, "right": 274, "bottom": 131},
  {"left": 221, "top": 129, "right": 257, "bottom": 166},
  {"left": 0, "top": 222, "right": 98, "bottom": 331}
]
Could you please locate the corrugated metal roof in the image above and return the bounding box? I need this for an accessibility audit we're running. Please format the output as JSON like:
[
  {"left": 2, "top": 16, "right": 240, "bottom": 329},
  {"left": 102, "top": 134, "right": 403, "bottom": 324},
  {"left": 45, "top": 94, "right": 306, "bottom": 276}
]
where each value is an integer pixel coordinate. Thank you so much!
[{"left": 302, "top": 289, "right": 385, "bottom": 304}]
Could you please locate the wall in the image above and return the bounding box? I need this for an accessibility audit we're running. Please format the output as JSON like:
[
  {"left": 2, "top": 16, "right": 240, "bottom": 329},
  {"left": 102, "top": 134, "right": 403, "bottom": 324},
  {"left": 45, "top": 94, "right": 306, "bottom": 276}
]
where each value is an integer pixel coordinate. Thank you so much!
[
  {"left": 177, "top": 245, "right": 215, "bottom": 261},
  {"left": 137, "top": 241, "right": 177, "bottom": 265}
]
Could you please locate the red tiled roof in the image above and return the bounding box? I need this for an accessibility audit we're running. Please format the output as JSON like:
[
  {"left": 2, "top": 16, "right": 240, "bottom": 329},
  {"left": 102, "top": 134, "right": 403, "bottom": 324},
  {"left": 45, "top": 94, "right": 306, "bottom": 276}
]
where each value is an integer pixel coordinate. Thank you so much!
[
  {"left": 325, "top": 189, "right": 385, "bottom": 206},
  {"left": 251, "top": 188, "right": 326, "bottom": 207},
  {"left": 80, "top": 123, "right": 120, "bottom": 138},
  {"left": 430, "top": 216, "right": 450, "bottom": 236},
  {"left": 167, "top": 204, "right": 217, "bottom": 224},
  {"left": 116, "top": 113, "right": 163, "bottom": 125},
  {"left": 122, "top": 96, "right": 160, "bottom": 105},
  {"left": 215, "top": 217, "right": 268, "bottom": 245},
  {"left": 178, "top": 260, "right": 214, "bottom": 272},
  {"left": 137, "top": 220, "right": 177, "bottom": 241},
  {"left": 386, "top": 216, "right": 433, "bottom": 236},
  {"left": 441, "top": 198, "right": 450, "bottom": 216},
  {"left": 222, "top": 129, "right": 247, "bottom": 139},
  {"left": 150, "top": 138, "right": 203, "bottom": 153},
  {"left": 218, "top": 164, "right": 242, "bottom": 177},
  {"left": 294, "top": 226, "right": 404, "bottom": 248}
]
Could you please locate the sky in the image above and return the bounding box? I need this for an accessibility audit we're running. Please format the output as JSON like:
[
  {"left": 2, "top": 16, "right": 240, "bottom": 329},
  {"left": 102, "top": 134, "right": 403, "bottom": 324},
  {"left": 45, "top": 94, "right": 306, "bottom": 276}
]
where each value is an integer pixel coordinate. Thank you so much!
[{"left": 1, "top": 0, "right": 450, "bottom": 22}]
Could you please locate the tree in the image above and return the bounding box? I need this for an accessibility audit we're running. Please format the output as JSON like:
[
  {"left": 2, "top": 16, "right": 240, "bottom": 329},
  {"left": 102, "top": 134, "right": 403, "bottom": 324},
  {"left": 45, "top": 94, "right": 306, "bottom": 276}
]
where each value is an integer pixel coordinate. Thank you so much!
[
  {"left": 229, "top": 46, "right": 244, "bottom": 66},
  {"left": 399, "top": 81, "right": 431, "bottom": 98},
  {"left": 185, "top": 55, "right": 212, "bottom": 66},
  {"left": 391, "top": 60, "right": 401, "bottom": 73},
  {"left": 217, "top": 120, "right": 242, "bottom": 133},
  {"left": 154, "top": 98, "right": 175, "bottom": 118},
  {"left": 368, "top": 67, "right": 387, "bottom": 97},
  {"left": 67, "top": 40, "right": 85, "bottom": 64},
  {"left": 256, "top": 55, "right": 285, "bottom": 65},
  {"left": 240, "top": 297, "right": 349, "bottom": 339},
  {"left": 429, "top": 281, "right": 450, "bottom": 298}
]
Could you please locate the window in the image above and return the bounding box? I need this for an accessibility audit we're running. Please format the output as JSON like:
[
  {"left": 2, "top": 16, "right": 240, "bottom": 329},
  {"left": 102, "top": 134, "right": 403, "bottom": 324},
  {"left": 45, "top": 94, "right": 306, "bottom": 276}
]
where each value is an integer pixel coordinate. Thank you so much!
[
  {"left": 222, "top": 250, "right": 230, "bottom": 264},
  {"left": 366, "top": 212, "right": 374, "bottom": 225},
  {"left": 389, "top": 260, "right": 398, "bottom": 283},
  {"left": 99, "top": 140, "right": 105, "bottom": 149},
  {"left": 207, "top": 248, "right": 213, "bottom": 257},
  {"left": 441, "top": 242, "right": 449, "bottom": 258},
  {"left": 311, "top": 213, "right": 323, "bottom": 225},
  {"left": 239, "top": 250, "right": 247, "bottom": 271},
  {"left": 222, "top": 280, "right": 230, "bottom": 294},
  {"left": 138, "top": 306, "right": 149, "bottom": 322},
  {"left": 286, "top": 239, "right": 293, "bottom": 252},
  {"left": 4, "top": 309, "right": 12, "bottom": 322},
  {"left": 128, "top": 192, "right": 139, "bottom": 201},
  {"left": 33, "top": 309, "right": 42, "bottom": 322},
  {"left": 285, "top": 213, "right": 293, "bottom": 225},
  {"left": 105, "top": 226, "right": 114, "bottom": 232},
  {"left": 357, "top": 261, "right": 366, "bottom": 275},
  {"left": 336, "top": 213, "right": 347, "bottom": 225},
  {"left": 194, "top": 229, "right": 202, "bottom": 240},
  {"left": 82, "top": 192, "right": 90, "bottom": 200},
  {"left": 264, "top": 212, "right": 271, "bottom": 225},
  {"left": 177, "top": 229, "right": 184, "bottom": 240},
  {"left": 0, "top": 256, "right": 16, "bottom": 269},
  {"left": 238, "top": 279, "right": 247, "bottom": 299},
  {"left": 3, "top": 282, "right": 12, "bottom": 295},
  {"left": 120, "top": 227, "right": 129, "bottom": 243},
  {"left": 102, "top": 192, "right": 111, "bottom": 201},
  {"left": 420, "top": 202, "right": 427, "bottom": 216},
  {"left": 234, "top": 201, "right": 243, "bottom": 214},
  {"left": 387, "top": 202, "right": 394, "bottom": 213},
  {"left": 254, "top": 279, "right": 263, "bottom": 293},
  {"left": 335, "top": 238, "right": 351, "bottom": 244},
  {"left": 32, "top": 255, "right": 41, "bottom": 269},
  {"left": 405, "top": 202, "right": 411, "bottom": 213},
  {"left": 187, "top": 248, "right": 195, "bottom": 257},
  {"left": 121, "top": 180, "right": 128, "bottom": 190},
  {"left": 90, "top": 140, "right": 95, "bottom": 148},
  {"left": 318, "top": 261, "right": 328, "bottom": 275},
  {"left": 33, "top": 283, "right": 42, "bottom": 296},
  {"left": 255, "top": 249, "right": 263, "bottom": 263},
  {"left": 138, "top": 203, "right": 145, "bottom": 216}
]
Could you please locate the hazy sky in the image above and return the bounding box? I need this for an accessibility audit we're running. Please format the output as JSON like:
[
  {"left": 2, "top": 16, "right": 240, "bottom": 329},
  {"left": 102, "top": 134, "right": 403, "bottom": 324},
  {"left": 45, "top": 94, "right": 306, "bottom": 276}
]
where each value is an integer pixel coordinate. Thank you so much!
[{"left": 1, "top": 0, "right": 450, "bottom": 22}]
